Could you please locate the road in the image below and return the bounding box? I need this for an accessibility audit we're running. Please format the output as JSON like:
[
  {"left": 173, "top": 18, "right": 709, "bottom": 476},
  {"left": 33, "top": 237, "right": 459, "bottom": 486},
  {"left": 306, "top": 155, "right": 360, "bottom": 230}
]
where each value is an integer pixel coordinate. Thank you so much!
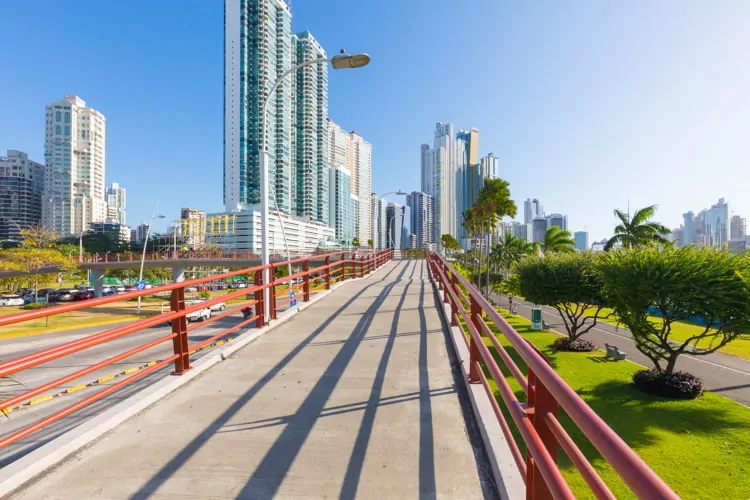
[
  {"left": 491, "top": 294, "right": 750, "bottom": 407},
  {"left": 0, "top": 297, "right": 307, "bottom": 466}
]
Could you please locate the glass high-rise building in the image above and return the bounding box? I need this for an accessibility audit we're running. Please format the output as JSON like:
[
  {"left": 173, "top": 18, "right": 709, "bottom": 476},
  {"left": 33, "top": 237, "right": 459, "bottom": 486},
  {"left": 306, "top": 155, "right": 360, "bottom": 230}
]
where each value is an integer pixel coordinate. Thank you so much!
[
  {"left": 292, "top": 31, "right": 329, "bottom": 224},
  {"left": 106, "top": 182, "right": 126, "bottom": 225},
  {"left": 575, "top": 231, "right": 589, "bottom": 251},
  {"left": 0, "top": 150, "right": 44, "bottom": 243},
  {"left": 224, "top": 0, "right": 294, "bottom": 214},
  {"left": 406, "top": 191, "right": 433, "bottom": 249}
]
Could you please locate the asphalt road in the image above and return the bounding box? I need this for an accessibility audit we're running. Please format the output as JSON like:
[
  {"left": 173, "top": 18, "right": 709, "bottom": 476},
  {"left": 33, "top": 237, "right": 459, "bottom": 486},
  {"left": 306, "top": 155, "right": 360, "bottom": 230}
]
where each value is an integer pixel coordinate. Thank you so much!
[
  {"left": 492, "top": 294, "right": 750, "bottom": 407},
  {"left": 0, "top": 301, "right": 289, "bottom": 466}
]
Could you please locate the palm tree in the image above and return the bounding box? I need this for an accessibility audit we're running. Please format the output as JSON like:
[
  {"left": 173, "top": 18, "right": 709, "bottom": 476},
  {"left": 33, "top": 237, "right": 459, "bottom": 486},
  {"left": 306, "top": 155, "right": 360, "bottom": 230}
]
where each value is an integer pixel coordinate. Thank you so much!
[
  {"left": 605, "top": 204, "right": 670, "bottom": 250},
  {"left": 476, "top": 179, "right": 517, "bottom": 296},
  {"left": 491, "top": 234, "right": 526, "bottom": 278},
  {"left": 542, "top": 226, "right": 576, "bottom": 254}
]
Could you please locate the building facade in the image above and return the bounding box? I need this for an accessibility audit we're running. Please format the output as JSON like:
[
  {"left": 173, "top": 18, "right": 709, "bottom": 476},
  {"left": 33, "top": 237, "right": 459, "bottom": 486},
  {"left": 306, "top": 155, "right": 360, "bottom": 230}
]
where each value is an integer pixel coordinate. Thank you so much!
[
  {"left": 208, "top": 210, "right": 334, "bottom": 253},
  {"left": 532, "top": 216, "right": 548, "bottom": 242},
  {"left": 224, "top": 0, "right": 294, "bottom": 214},
  {"left": 88, "top": 221, "right": 131, "bottom": 245},
  {"left": 574, "top": 231, "right": 589, "bottom": 251},
  {"left": 524, "top": 198, "right": 543, "bottom": 224},
  {"left": 386, "top": 203, "right": 410, "bottom": 249},
  {"left": 328, "top": 166, "right": 355, "bottom": 245},
  {"left": 406, "top": 191, "right": 433, "bottom": 249},
  {"left": 730, "top": 215, "right": 746, "bottom": 241},
  {"left": 105, "top": 182, "right": 126, "bottom": 225},
  {"left": 179, "top": 208, "right": 207, "bottom": 248},
  {"left": 292, "top": 31, "right": 329, "bottom": 224},
  {"left": 0, "top": 150, "right": 44, "bottom": 243},
  {"left": 371, "top": 195, "right": 388, "bottom": 250},
  {"left": 43, "top": 95, "right": 106, "bottom": 236},
  {"left": 547, "top": 213, "right": 568, "bottom": 231},
  {"left": 348, "top": 131, "right": 372, "bottom": 243}
]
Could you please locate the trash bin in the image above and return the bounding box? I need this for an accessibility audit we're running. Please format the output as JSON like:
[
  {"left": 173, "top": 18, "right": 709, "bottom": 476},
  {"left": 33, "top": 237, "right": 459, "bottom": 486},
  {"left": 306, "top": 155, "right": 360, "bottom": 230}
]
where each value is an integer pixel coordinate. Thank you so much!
[{"left": 531, "top": 307, "right": 543, "bottom": 331}]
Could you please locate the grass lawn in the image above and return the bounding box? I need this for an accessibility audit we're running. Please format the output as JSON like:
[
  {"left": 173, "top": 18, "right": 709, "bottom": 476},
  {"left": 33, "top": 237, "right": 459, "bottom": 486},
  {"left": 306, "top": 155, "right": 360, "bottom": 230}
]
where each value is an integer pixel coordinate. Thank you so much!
[
  {"left": 581, "top": 306, "right": 750, "bottom": 361},
  {"left": 479, "top": 310, "right": 750, "bottom": 499}
]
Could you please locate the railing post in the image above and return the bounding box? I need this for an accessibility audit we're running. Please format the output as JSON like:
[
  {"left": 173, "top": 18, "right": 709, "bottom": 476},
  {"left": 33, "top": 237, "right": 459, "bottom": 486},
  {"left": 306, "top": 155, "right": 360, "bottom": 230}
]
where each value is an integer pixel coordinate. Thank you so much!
[
  {"left": 325, "top": 256, "right": 331, "bottom": 289},
  {"left": 358, "top": 254, "right": 363, "bottom": 278},
  {"left": 526, "top": 370, "right": 558, "bottom": 500},
  {"left": 270, "top": 264, "right": 277, "bottom": 320},
  {"left": 468, "top": 295, "right": 482, "bottom": 383},
  {"left": 170, "top": 287, "right": 191, "bottom": 375},
  {"left": 303, "top": 260, "right": 310, "bottom": 302},
  {"left": 254, "top": 269, "right": 265, "bottom": 328}
]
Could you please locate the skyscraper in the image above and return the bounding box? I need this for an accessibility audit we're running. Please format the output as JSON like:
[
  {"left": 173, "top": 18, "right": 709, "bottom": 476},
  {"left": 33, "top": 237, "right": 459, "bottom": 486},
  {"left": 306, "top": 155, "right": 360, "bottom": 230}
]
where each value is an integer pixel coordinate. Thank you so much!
[
  {"left": 292, "top": 31, "right": 329, "bottom": 224},
  {"left": 43, "top": 95, "right": 106, "bottom": 236},
  {"left": 524, "top": 198, "right": 543, "bottom": 224},
  {"left": 682, "top": 211, "right": 695, "bottom": 245},
  {"left": 574, "top": 231, "right": 589, "bottom": 251},
  {"left": 730, "top": 215, "right": 746, "bottom": 241},
  {"left": 702, "top": 198, "right": 729, "bottom": 247},
  {"left": 386, "top": 203, "right": 406, "bottom": 249},
  {"left": 433, "top": 122, "right": 465, "bottom": 242},
  {"left": 348, "top": 131, "right": 372, "bottom": 242},
  {"left": 0, "top": 150, "right": 44, "bottom": 243},
  {"left": 457, "top": 127, "right": 480, "bottom": 166},
  {"left": 547, "top": 213, "right": 568, "bottom": 231},
  {"left": 106, "top": 182, "right": 126, "bottom": 225},
  {"left": 328, "top": 166, "right": 355, "bottom": 245},
  {"left": 224, "top": 0, "right": 294, "bottom": 214},
  {"left": 532, "top": 216, "right": 548, "bottom": 242},
  {"left": 420, "top": 144, "right": 435, "bottom": 195},
  {"left": 371, "top": 195, "right": 388, "bottom": 249},
  {"left": 406, "top": 191, "right": 433, "bottom": 249}
]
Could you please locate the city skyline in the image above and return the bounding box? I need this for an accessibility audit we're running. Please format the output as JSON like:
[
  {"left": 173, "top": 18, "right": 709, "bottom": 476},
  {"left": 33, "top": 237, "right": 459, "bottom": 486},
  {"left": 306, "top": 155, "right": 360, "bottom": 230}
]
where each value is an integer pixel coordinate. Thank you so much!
[{"left": 1, "top": 2, "right": 749, "bottom": 242}]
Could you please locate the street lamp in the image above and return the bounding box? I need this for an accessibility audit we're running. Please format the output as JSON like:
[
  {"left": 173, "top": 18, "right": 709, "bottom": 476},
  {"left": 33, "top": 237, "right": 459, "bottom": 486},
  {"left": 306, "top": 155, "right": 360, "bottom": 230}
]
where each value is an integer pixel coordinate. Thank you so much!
[
  {"left": 375, "top": 191, "right": 407, "bottom": 249},
  {"left": 136, "top": 213, "right": 165, "bottom": 314},
  {"left": 259, "top": 50, "right": 370, "bottom": 321}
]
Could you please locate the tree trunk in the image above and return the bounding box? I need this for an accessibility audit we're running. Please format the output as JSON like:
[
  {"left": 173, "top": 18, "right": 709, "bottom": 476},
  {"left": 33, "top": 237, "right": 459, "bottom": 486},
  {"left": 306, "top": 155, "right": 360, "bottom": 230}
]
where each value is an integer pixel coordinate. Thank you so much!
[
  {"left": 485, "top": 229, "right": 492, "bottom": 298},
  {"left": 664, "top": 353, "right": 679, "bottom": 375}
]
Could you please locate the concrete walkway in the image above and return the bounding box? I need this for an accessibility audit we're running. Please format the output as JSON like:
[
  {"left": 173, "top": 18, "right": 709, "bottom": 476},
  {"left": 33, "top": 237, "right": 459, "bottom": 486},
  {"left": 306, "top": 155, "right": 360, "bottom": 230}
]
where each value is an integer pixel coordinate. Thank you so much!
[
  {"left": 13, "top": 260, "right": 492, "bottom": 499},
  {"left": 494, "top": 294, "right": 750, "bottom": 407}
]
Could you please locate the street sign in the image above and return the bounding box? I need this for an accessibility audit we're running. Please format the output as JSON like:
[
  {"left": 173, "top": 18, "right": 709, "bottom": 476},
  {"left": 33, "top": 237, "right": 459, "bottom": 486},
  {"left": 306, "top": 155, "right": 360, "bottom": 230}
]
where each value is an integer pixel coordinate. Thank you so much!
[
  {"left": 136, "top": 281, "right": 146, "bottom": 291},
  {"left": 289, "top": 291, "right": 297, "bottom": 307}
]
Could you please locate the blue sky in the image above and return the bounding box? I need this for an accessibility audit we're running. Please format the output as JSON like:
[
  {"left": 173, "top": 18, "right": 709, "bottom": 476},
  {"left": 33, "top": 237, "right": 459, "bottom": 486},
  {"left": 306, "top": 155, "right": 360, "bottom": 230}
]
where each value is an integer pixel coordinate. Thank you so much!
[{"left": 2, "top": 1, "right": 749, "bottom": 241}]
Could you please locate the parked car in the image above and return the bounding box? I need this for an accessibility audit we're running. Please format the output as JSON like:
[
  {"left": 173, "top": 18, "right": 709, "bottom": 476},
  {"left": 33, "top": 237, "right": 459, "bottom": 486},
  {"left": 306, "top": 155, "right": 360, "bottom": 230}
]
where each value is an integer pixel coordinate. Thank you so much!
[
  {"left": 37, "top": 289, "right": 58, "bottom": 302},
  {"left": 184, "top": 286, "right": 198, "bottom": 293},
  {"left": 102, "top": 287, "right": 116, "bottom": 297},
  {"left": 124, "top": 284, "right": 137, "bottom": 292},
  {"left": 115, "top": 286, "right": 126, "bottom": 293},
  {"left": 55, "top": 289, "right": 77, "bottom": 302},
  {"left": 167, "top": 306, "right": 211, "bottom": 325},
  {"left": 23, "top": 294, "right": 39, "bottom": 304},
  {"left": 0, "top": 295, "right": 25, "bottom": 307}
]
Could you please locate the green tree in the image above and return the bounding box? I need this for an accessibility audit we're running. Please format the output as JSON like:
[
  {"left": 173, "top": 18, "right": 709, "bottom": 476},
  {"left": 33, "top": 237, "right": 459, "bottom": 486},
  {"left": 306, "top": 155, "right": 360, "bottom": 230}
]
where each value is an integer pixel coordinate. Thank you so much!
[
  {"left": 0, "top": 247, "right": 75, "bottom": 295},
  {"left": 19, "top": 225, "right": 59, "bottom": 249},
  {"left": 476, "top": 179, "right": 517, "bottom": 297},
  {"left": 367, "top": 239, "right": 373, "bottom": 249},
  {"left": 517, "top": 253, "right": 610, "bottom": 344},
  {"left": 495, "top": 273, "right": 521, "bottom": 312},
  {"left": 490, "top": 234, "right": 532, "bottom": 278},
  {"left": 542, "top": 226, "right": 576, "bottom": 254},
  {"left": 599, "top": 246, "right": 750, "bottom": 374},
  {"left": 440, "top": 234, "right": 460, "bottom": 256},
  {"left": 352, "top": 237, "right": 360, "bottom": 248},
  {"left": 605, "top": 204, "right": 670, "bottom": 250}
]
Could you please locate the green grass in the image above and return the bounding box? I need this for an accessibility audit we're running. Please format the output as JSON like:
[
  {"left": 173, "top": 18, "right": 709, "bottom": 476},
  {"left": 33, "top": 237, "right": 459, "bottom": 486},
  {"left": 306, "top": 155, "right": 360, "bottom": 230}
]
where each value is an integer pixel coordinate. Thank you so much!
[
  {"left": 581, "top": 306, "right": 750, "bottom": 360},
  {"left": 478, "top": 310, "right": 750, "bottom": 499}
]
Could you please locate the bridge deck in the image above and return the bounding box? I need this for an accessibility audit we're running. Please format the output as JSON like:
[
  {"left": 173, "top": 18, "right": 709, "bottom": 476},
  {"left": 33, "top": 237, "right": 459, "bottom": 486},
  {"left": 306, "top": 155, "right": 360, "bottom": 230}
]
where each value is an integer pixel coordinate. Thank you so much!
[{"left": 14, "top": 260, "right": 491, "bottom": 499}]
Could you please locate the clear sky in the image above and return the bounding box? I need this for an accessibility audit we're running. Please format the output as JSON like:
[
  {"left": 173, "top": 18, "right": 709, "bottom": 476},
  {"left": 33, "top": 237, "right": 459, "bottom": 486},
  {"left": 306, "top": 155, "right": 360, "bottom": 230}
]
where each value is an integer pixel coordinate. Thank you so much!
[{"left": 2, "top": 1, "right": 749, "bottom": 241}]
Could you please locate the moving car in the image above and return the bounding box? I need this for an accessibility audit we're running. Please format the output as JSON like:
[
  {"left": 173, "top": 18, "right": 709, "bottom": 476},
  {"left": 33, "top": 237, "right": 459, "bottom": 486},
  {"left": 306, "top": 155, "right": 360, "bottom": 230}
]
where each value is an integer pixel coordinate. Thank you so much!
[
  {"left": 194, "top": 298, "right": 226, "bottom": 312},
  {"left": 55, "top": 289, "right": 77, "bottom": 302},
  {"left": 73, "top": 291, "right": 94, "bottom": 301},
  {"left": 0, "top": 295, "right": 25, "bottom": 307},
  {"left": 166, "top": 305, "right": 212, "bottom": 325}
]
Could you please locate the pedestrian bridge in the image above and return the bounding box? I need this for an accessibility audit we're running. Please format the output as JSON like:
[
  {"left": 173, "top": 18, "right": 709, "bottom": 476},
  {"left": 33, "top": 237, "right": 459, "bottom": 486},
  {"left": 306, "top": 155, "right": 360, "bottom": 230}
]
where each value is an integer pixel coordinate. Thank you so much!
[{"left": 0, "top": 252, "right": 676, "bottom": 498}]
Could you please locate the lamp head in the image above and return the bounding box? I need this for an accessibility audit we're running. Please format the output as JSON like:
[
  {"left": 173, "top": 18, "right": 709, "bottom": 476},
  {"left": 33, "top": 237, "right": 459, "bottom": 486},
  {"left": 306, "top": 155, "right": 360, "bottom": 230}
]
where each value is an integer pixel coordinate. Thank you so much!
[{"left": 331, "top": 51, "right": 371, "bottom": 70}]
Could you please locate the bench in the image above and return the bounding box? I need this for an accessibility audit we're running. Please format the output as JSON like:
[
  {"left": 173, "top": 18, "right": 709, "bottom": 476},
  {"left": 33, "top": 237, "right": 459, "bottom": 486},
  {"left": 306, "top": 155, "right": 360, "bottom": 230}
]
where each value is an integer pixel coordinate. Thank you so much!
[{"left": 604, "top": 343, "right": 627, "bottom": 361}]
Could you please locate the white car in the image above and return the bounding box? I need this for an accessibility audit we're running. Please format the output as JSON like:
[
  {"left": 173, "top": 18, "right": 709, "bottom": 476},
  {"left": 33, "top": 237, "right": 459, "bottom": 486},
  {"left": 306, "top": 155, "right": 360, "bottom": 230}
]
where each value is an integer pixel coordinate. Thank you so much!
[
  {"left": 195, "top": 299, "right": 226, "bottom": 312},
  {"left": 167, "top": 306, "right": 211, "bottom": 325},
  {"left": 0, "top": 295, "right": 25, "bottom": 307}
]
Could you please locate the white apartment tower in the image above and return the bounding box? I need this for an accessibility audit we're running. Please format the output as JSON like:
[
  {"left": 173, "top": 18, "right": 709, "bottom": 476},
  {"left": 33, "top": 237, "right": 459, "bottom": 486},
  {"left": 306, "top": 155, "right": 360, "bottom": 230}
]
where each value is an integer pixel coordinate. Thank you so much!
[
  {"left": 106, "top": 182, "right": 126, "bottom": 225},
  {"left": 43, "top": 95, "right": 106, "bottom": 236},
  {"left": 349, "top": 131, "right": 372, "bottom": 243}
]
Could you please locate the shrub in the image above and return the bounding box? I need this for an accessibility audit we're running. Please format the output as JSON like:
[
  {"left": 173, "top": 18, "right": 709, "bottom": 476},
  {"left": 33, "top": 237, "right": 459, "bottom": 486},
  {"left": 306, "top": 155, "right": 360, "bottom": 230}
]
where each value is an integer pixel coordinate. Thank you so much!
[
  {"left": 199, "top": 290, "right": 210, "bottom": 299},
  {"left": 22, "top": 302, "right": 47, "bottom": 310},
  {"left": 553, "top": 337, "right": 596, "bottom": 352},
  {"left": 632, "top": 369, "right": 704, "bottom": 399},
  {"left": 600, "top": 246, "right": 750, "bottom": 375},
  {"left": 517, "top": 253, "right": 610, "bottom": 343}
]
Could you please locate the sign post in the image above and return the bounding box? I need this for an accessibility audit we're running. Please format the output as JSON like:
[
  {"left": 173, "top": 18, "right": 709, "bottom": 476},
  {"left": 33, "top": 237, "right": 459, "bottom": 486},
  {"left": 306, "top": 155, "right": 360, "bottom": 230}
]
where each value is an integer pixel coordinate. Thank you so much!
[{"left": 531, "top": 307, "right": 543, "bottom": 331}]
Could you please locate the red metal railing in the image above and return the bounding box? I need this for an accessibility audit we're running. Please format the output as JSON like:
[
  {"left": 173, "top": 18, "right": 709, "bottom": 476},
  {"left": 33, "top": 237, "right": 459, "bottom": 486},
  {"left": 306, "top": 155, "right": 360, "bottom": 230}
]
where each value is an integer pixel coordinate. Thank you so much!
[
  {"left": 427, "top": 252, "right": 678, "bottom": 500},
  {"left": 77, "top": 248, "right": 378, "bottom": 263},
  {"left": 0, "top": 249, "right": 393, "bottom": 449}
]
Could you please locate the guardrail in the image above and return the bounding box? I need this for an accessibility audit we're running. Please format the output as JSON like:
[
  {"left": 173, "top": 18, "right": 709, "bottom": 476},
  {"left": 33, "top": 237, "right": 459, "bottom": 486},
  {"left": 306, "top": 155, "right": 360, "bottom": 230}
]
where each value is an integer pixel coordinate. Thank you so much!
[
  {"left": 0, "top": 249, "right": 393, "bottom": 449},
  {"left": 77, "top": 247, "right": 379, "bottom": 263},
  {"left": 427, "top": 251, "right": 677, "bottom": 500}
]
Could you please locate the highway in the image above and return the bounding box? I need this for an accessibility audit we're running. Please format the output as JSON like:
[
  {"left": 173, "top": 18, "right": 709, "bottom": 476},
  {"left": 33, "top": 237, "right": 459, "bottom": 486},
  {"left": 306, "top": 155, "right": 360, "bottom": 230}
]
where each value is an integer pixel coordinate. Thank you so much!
[
  {"left": 492, "top": 294, "right": 750, "bottom": 407},
  {"left": 0, "top": 302, "right": 273, "bottom": 466}
]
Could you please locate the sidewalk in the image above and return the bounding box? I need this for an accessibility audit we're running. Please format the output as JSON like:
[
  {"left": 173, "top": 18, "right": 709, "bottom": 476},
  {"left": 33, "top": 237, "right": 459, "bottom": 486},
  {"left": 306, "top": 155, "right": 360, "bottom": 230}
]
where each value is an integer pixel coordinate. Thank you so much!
[
  {"left": 494, "top": 294, "right": 750, "bottom": 407},
  {"left": 13, "top": 260, "right": 494, "bottom": 499}
]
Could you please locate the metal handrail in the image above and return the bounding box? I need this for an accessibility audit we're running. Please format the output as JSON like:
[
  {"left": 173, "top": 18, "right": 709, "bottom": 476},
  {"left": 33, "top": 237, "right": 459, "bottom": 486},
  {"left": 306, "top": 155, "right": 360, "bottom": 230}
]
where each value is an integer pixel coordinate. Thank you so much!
[
  {"left": 427, "top": 251, "right": 678, "bottom": 499},
  {"left": 0, "top": 249, "right": 393, "bottom": 450}
]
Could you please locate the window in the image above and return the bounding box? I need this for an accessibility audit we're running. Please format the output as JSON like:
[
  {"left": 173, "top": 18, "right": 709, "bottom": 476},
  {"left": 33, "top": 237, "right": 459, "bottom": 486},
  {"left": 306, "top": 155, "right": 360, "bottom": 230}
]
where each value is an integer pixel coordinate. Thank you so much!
[
  {"left": 64, "top": 126, "right": 70, "bottom": 136},
  {"left": 64, "top": 112, "right": 71, "bottom": 123},
  {"left": 55, "top": 111, "right": 61, "bottom": 122},
  {"left": 55, "top": 125, "right": 61, "bottom": 135}
]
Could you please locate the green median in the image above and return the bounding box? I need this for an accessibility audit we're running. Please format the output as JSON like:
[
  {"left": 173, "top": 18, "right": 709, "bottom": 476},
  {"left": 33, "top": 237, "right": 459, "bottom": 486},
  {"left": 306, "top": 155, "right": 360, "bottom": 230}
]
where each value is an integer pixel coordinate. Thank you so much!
[{"left": 481, "top": 309, "right": 750, "bottom": 499}]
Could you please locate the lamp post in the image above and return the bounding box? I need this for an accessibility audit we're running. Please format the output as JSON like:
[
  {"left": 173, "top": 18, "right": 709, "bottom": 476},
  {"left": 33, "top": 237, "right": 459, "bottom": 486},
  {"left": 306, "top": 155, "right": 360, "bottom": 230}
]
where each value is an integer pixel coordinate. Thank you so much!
[
  {"left": 374, "top": 191, "right": 407, "bottom": 250},
  {"left": 136, "top": 213, "right": 165, "bottom": 314},
  {"left": 259, "top": 51, "right": 370, "bottom": 320}
]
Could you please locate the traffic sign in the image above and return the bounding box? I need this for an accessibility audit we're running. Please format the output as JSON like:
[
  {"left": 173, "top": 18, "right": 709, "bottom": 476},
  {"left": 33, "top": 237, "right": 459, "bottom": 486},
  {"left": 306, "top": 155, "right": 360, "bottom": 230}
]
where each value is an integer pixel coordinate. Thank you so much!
[
  {"left": 289, "top": 291, "right": 297, "bottom": 307},
  {"left": 136, "top": 281, "right": 146, "bottom": 290}
]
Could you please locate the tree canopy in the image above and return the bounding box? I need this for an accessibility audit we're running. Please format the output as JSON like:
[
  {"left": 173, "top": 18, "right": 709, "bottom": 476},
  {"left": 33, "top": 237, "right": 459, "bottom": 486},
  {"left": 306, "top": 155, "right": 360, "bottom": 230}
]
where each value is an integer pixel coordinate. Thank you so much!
[
  {"left": 605, "top": 204, "right": 670, "bottom": 250},
  {"left": 542, "top": 226, "right": 575, "bottom": 254},
  {"left": 517, "top": 252, "right": 610, "bottom": 340},
  {"left": 599, "top": 246, "right": 750, "bottom": 374}
]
